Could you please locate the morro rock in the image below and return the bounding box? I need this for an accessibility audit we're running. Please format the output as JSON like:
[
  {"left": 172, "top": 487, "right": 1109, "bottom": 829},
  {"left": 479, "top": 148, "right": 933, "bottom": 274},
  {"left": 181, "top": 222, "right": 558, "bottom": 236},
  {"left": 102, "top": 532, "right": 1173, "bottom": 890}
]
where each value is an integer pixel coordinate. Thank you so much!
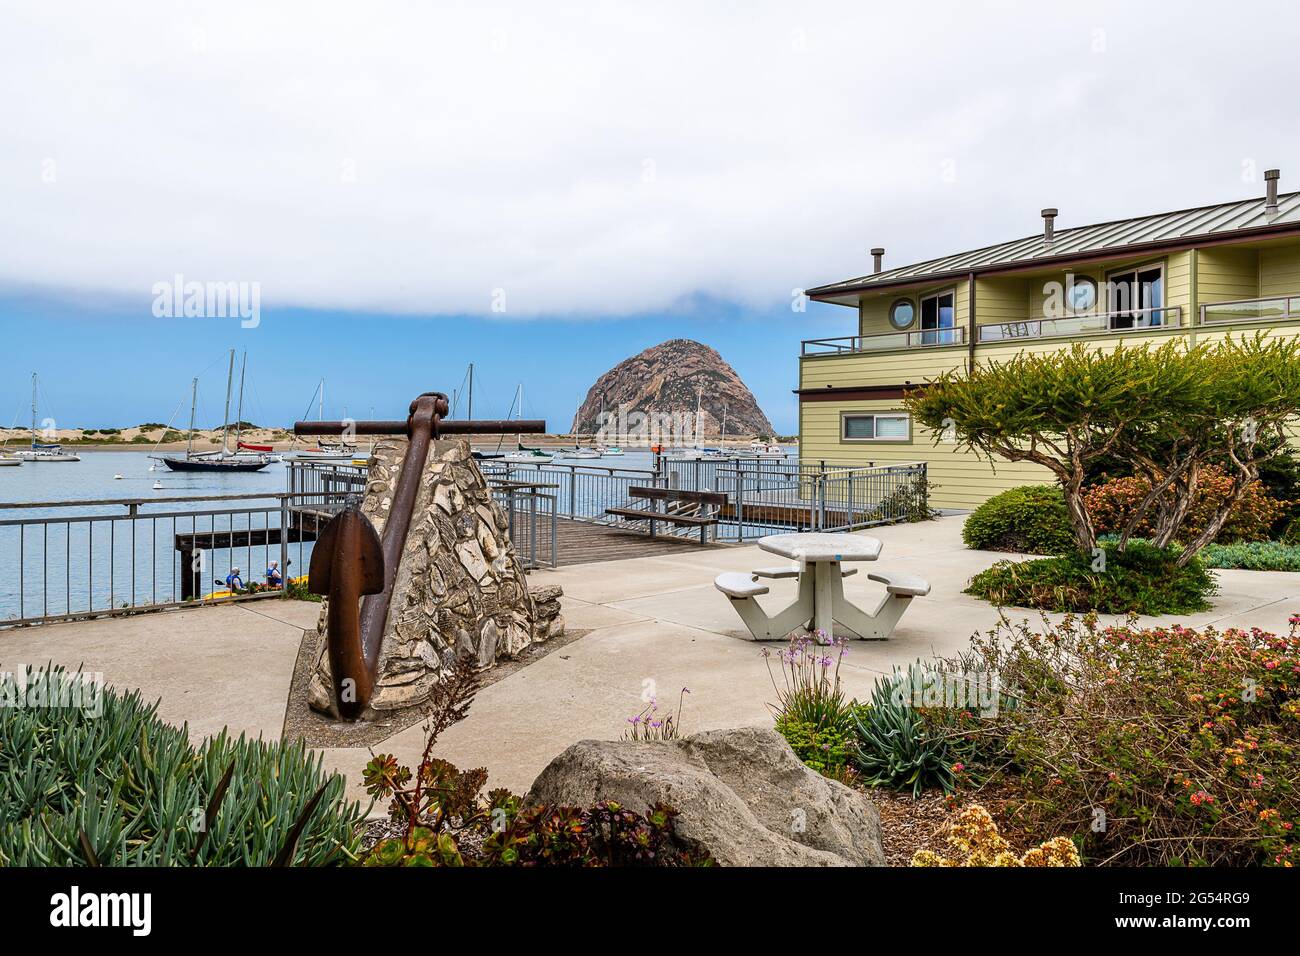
[{"left": 570, "top": 338, "right": 775, "bottom": 438}]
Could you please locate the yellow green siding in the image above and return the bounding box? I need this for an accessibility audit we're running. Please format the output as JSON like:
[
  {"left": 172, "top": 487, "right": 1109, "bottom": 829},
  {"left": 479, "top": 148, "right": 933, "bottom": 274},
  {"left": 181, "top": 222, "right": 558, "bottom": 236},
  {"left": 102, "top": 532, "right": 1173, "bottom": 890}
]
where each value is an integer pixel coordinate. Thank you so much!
[{"left": 800, "top": 238, "right": 1300, "bottom": 511}]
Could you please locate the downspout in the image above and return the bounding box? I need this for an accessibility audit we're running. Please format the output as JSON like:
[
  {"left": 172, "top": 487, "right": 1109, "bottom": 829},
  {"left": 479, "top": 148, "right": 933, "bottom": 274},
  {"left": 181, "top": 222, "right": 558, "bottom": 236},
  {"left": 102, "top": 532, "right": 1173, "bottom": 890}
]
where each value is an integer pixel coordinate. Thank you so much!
[
  {"left": 1188, "top": 248, "right": 1198, "bottom": 348},
  {"left": 967, "top": 272, "right": 977, "bottom": 374}
]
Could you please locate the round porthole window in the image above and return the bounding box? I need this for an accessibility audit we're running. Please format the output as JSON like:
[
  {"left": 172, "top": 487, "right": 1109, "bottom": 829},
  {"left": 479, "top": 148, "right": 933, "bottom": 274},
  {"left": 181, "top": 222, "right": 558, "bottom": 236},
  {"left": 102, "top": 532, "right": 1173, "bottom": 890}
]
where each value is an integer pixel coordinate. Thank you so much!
[
  {"left": 1067, "top": 277, "right": 1097, "bottom": 312},
  {"left": 889, "top": 299, "right": 915, "bottom": 329}
]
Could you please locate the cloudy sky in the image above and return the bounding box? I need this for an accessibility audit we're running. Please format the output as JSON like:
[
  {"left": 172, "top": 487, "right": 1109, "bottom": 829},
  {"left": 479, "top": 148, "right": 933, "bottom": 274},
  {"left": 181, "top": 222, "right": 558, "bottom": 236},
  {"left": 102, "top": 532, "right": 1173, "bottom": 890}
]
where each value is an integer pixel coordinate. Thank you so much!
[{"left": 1, "top": 0, "right": 1297, "bottom": 432}]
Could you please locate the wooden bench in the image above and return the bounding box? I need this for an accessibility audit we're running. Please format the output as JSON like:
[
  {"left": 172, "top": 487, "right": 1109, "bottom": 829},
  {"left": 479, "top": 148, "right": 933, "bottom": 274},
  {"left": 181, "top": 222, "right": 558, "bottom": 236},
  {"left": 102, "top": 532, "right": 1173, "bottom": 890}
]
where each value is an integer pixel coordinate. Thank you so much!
[{"left": 606, "top": 485, "right": 726, "bottom": 544}]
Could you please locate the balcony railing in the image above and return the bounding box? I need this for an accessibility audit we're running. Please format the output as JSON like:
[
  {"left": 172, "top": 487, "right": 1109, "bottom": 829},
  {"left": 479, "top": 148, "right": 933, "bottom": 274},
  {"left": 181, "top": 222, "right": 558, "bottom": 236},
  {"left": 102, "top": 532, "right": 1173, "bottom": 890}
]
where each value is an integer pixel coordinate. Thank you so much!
[
  {"left": 801, "top": 326, "right": 966, "bottom": 356},
  {"left": 1199, "top": 295, "right": 1300, "bottom": 326},
  {"left": 977, "top": 307, "right": 1182, "bottom": 343}
]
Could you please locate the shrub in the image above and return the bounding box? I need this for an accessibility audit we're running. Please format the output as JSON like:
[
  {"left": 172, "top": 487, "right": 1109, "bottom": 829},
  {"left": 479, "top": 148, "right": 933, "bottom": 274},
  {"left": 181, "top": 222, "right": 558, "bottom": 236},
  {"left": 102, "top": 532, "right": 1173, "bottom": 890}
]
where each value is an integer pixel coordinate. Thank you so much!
[
  {"left": 962, "top": 485, "right": 1074, "bottom": 555},
  {"left": 867, "top": 474, "right": 940, "bottom": 524},
  {"left": 0, "top": 665, "right": 366, "bottom": 866},
  {"left": 964, "top": 540, "right": 1217, "bottom": 614},
  {"left": 1201, "top": 540, "right": 1300, "bottom": 572},
  {"left": 910, "top": 805, "right": 1081, "bottom": 867},
  {"left": 765, "top": 632, "right": 856, "bottom": 732},
  {"left": 955, "top": 615, "right": 1300, "bottom": 866},
  {"left": 1085, "top": 466, "right": 1284, "bottom": 545},
  {"left": 623, "top": 688, "right": 688, "bottom": 741},
  {"left": 361, "top": 657, "right": 712, "bottom": 867},
  {"left": 774, "top": 713, "right": 856, "bottom": 780},
  {"left": 850, "top": 662, "right": 990, "bottom": 797}
]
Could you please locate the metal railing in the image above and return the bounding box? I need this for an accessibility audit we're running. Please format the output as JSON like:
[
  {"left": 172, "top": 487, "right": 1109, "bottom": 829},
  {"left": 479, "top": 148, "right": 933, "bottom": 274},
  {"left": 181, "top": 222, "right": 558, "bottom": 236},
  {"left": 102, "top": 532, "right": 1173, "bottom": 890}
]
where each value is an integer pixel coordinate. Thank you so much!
[
  {"left": 1199, "top": 295, "right": 1300, "bottom": 326},
  {"left": 486, "top": 455, "right": 928, "bottom": 543},
  {"left": 977, "top": 306, "right": 1182, "bottom": 342},
  {"left": 0, "top": 492, "right": 342, "bottom": 628},
  {"left": 488, "top": 480, "right": 558, "bottom": 569},
  {"left": 802, "top": 326, "right": 966, "bottom": 355}
]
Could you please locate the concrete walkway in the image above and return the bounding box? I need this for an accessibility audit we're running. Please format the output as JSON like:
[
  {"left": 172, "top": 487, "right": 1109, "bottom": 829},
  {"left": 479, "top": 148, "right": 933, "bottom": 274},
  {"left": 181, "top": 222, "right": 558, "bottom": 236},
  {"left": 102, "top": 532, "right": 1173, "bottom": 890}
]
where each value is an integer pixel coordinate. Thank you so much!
[{"left": 6, "top": 515, "right": 1299, "bottom": 804}]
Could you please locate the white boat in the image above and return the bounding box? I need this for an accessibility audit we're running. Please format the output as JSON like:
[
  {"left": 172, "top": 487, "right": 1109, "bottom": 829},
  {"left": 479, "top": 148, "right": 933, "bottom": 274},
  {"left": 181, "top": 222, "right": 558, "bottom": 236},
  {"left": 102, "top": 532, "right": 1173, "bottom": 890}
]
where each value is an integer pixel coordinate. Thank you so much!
[
  {"left": 598, "top": 445, "right": 624, "bottom": 456},
  {"left": 17, "top": 373, "right": 81, "bottom": 461},
  {"left": 749, "top": 440, "right": 785, "bottom": 457},
  {"left": 563, "top": 447, "right": 602, "bottom": 459},
  {"left": 503, "top": 450, "right": 554, "bottom": 464},
  {"left": 0, "top": 456, "right": 21, "bottom": 467}
]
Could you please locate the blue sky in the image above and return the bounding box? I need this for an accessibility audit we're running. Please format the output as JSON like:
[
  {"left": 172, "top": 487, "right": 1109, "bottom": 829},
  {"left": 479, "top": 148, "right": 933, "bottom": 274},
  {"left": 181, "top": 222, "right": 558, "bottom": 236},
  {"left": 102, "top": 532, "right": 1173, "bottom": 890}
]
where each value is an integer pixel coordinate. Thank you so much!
[
  {"left": 0, "top": 288, "right": 849, "bottom": 434},
  {"left": 4, "top": 2, "right": 1297, "bottom": 438}
]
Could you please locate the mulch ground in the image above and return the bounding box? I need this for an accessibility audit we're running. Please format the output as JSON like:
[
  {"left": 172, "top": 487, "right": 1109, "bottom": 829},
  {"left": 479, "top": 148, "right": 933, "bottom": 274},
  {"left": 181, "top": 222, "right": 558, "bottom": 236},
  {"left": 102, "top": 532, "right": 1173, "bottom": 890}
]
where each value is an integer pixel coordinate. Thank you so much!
[{"left": 872, "top": 781, "right": 1040, "bottom": 866}]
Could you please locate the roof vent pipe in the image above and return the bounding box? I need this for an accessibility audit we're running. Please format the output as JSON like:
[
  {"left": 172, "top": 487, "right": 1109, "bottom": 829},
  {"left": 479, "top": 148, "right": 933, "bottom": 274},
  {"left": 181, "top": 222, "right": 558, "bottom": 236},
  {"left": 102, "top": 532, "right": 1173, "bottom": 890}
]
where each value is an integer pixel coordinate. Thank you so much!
[
  {"left": 1041, "top": 208, "right": 1058, "bottom": 245},
  {"left": 870, "top": 247, "right": 885, "bottom": 274},
  {"left": 1265, "top": 169, "right": 1280, "bottom": 220}
]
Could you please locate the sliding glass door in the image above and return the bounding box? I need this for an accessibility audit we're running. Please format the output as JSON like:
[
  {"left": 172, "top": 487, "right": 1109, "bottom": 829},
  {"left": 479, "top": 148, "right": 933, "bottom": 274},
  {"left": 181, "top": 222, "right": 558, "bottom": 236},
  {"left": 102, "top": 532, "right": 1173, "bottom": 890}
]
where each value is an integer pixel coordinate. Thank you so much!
[{"left": 1107, "top": 265, "right": 1164, "bottom": 329}]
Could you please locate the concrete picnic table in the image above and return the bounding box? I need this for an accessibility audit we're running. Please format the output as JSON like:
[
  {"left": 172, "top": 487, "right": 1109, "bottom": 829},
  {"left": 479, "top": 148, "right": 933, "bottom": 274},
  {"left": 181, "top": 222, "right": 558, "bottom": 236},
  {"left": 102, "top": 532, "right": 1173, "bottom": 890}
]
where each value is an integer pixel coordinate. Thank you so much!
[
  {"left": 714, "top": 531, "right": 930, "bottom": 643},
  {"left": 759, "top": 532, "right": 882, "bottom": 643}
]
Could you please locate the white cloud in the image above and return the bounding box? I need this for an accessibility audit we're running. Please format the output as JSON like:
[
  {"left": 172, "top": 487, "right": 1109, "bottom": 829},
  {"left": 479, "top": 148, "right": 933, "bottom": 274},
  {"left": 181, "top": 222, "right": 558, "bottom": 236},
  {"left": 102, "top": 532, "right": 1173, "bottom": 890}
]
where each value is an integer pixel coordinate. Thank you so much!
[{"left": 1, "top": 0, "right": 1296, "bottom": 317}]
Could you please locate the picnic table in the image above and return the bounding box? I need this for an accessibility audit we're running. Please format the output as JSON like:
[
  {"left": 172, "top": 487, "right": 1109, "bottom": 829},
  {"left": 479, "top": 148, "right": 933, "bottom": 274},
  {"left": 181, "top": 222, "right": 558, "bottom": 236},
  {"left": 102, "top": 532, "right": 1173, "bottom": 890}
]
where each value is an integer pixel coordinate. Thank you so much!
[{"left": 714, "top": 531, "right": 929, "bottom": 643}]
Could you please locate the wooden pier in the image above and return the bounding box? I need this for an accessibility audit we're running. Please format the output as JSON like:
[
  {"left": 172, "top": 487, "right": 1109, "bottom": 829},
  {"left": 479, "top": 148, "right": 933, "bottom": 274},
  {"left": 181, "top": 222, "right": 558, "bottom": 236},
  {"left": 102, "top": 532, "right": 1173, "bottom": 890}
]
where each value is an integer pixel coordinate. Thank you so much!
[{"left": 551, "top": 517, "right": 724, "bottom": 566}]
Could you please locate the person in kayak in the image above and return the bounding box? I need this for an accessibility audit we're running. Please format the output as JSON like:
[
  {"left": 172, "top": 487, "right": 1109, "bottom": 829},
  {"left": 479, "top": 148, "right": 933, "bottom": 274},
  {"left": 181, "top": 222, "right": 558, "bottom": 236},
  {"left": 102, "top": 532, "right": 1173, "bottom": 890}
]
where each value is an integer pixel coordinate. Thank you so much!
[
  {"left": 224, "top": 567, "right": 245, "bottom": 592},
  {"left": 265, "top": 561, "right": 284, "bottom": 589}
]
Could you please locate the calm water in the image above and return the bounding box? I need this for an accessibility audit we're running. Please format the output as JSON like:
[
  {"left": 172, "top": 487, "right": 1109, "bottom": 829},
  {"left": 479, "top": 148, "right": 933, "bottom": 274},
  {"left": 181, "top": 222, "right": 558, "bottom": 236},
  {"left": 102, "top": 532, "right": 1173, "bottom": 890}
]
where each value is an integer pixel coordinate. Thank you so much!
[
  {"left": 0, "top": 451, "right": 291, "bottom": 622},
  {"left": 0, "top": 447, "right": 794, "bottom": 622}
]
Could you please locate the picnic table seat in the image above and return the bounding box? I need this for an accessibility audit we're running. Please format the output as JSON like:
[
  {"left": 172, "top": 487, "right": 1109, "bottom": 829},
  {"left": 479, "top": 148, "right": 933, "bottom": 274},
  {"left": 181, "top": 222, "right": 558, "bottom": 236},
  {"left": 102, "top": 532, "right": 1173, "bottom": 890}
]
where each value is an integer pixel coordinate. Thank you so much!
[
  {"left": 714, "top": 572, "right": 770, "bottom": 599},
  {"left": 866, "top": 571, "right": 930, "bottom": 597},
  {"left": 752, "top": 565, "right": 856, "bottom": 580}
]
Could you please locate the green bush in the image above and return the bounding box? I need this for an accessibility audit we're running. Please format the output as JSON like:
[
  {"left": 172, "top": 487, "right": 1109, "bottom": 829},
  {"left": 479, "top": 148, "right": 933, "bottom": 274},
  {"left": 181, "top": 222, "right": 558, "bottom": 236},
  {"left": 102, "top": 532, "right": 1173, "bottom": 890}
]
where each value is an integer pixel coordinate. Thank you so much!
[
  {"left": 965, "top": 541, "right": 1217, "bottom": 614},
  {"left": 850, "top": 663, "right": 989, "bottom": 797},
  {"left": 958, "top": 616, "right": 1300, "bottom": 866},
  {"left": 1201, "top": 540, "right": 1300, "bottom": 571},
  {"left": 774, "top": 713, "right": 855, "bottom": 779},
  {"left": 0, "top": 665, "right": 366, "bottom": 866},
  {"left": 962, "top": 485, "right": 1074, "bottom": 555}
]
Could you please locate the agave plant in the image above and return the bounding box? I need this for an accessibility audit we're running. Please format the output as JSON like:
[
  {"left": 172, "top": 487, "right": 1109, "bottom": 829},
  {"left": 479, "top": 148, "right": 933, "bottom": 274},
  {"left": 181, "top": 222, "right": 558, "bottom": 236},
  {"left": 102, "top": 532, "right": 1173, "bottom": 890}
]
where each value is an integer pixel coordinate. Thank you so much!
[{"left": 851, "top": 662, "right": 970, "bottom": 798}]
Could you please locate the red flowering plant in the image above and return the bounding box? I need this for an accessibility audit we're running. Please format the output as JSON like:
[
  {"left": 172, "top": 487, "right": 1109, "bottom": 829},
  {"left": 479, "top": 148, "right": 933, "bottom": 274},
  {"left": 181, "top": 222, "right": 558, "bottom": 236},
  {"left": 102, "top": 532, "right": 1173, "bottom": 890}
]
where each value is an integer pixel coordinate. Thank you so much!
[
  {"left": 948, "top": 613, "right": 1300, "bottom": 866},
  {"left": 1085, "top": 465, "right": 1285, "bottom": 545}
]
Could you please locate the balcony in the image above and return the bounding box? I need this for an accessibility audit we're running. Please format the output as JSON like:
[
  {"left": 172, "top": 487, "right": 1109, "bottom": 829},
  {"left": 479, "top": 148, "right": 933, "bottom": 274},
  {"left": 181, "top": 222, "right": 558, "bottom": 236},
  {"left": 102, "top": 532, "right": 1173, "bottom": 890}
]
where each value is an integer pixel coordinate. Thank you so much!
[
  {"left": 801, "top": 326, "right": 967, "bottom": 356},
  {"left": 976, "top": 307, "right": 1183, "bottom": 343},
  {"left": 1199, "top": 295, "right": 1300, "bottom": 326}
]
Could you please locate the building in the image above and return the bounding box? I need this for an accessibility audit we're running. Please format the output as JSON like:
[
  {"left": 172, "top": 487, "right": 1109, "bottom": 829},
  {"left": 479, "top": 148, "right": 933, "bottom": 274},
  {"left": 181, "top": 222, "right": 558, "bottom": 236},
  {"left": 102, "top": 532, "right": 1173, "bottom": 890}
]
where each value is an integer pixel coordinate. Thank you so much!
[{"left": 800, "top": 171, "right": 1300, "bottom": 510}]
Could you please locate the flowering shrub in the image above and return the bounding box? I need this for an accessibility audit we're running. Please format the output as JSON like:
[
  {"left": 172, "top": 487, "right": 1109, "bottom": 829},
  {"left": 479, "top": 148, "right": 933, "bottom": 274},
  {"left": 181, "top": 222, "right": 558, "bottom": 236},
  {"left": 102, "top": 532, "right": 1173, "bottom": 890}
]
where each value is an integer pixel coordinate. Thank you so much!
[
  {"left": 767, "top": 633, "right": 863, "bottom": 782},
  {"left": 952, "top": 615, "right": 1300, "bottom": 866},
  {"left": 911, "top": 805, "right": 1081, "bottom": 867},
  {"left": 1085, "top": 466, "right": 1284, "bottom": 545},
  {"left": 624, "top": 688, "right": 689, "bottom": 741}
]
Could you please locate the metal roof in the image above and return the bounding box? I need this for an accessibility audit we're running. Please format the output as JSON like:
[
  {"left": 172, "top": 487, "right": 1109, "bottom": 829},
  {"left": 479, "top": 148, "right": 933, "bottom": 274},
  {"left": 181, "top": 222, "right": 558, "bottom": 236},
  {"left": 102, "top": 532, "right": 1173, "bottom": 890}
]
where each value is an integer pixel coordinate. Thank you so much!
[{"left": 807, "top": 189, "right": 1300, "bottom": 302}]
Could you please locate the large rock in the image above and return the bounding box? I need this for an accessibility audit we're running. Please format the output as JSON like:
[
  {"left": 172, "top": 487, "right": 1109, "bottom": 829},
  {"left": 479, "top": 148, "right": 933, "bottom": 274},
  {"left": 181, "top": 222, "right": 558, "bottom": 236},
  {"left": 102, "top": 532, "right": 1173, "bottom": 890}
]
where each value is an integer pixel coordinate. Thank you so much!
[{"left": 525, "top": 727, "right": 884, "bottom": 867}]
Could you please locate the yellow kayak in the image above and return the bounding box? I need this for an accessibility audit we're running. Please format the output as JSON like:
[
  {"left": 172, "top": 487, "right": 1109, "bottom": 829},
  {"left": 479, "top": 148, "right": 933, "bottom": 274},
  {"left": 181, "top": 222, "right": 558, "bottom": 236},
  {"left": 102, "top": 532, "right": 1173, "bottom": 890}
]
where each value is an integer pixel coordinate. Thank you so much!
[{"left": 202, "top": 574, "right": 307, "bottom": 600}]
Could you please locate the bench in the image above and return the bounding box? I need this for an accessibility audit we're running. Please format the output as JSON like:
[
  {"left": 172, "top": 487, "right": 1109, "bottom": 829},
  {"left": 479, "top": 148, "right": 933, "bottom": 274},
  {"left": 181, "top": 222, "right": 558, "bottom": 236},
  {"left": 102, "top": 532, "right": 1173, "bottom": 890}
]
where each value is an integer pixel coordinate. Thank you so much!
[
  {"left": 606, "top": 485, "right": 727, "bottom": 544},
  {"left": 867, "top": 570, "right": 930, "bottom": 597}
]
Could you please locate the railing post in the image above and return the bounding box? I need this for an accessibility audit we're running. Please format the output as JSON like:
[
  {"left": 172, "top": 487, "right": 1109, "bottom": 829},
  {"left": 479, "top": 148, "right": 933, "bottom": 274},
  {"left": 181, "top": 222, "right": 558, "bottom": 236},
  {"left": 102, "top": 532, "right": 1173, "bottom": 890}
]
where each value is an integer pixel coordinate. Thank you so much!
[{"left": 279, "top": 496, "right": 290, "bottom": 595}]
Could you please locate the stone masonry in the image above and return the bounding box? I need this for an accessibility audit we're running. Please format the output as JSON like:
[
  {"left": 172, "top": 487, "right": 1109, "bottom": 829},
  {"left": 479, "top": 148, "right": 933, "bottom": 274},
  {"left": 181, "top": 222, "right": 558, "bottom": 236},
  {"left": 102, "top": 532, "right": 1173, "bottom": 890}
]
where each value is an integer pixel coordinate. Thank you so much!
[{"left": 308, "top": 437, "right": 564, "bottom": 717}]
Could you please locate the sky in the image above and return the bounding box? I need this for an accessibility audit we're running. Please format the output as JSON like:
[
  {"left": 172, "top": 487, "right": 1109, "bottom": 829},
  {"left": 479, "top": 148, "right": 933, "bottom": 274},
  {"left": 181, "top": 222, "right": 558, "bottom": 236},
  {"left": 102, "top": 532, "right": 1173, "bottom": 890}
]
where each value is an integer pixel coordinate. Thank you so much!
[{"left": 2, "top": 0, "right": 1298, "bottom": 434}]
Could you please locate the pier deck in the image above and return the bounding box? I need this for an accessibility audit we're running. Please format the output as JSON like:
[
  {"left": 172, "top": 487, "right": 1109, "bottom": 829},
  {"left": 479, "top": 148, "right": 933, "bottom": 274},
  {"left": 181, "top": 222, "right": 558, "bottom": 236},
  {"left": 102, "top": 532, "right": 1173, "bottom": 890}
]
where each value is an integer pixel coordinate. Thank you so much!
[{"left": 552, "top": 517, "right": 724, "bottom": 566}]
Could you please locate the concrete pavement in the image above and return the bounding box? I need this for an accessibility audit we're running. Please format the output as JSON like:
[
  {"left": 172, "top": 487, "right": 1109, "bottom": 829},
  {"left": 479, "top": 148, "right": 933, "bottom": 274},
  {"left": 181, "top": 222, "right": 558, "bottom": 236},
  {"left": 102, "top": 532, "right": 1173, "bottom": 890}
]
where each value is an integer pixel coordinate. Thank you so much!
[{"left": 7, "top": 515, "right": 1299, "bottom": 803}]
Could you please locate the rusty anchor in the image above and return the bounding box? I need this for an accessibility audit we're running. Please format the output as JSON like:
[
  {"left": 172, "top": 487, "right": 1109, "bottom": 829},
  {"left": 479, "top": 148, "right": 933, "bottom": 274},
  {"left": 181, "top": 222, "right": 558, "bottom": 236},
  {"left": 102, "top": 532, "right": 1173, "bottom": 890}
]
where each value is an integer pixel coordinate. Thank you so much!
[{"left": 297, "top": 393, "right": 545, "bottom": 720}]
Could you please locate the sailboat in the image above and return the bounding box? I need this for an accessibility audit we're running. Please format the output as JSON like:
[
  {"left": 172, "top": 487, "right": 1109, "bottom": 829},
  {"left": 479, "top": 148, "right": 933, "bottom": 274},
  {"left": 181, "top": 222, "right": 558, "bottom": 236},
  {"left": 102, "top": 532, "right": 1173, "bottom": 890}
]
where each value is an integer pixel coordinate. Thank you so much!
[
  {"left": 16, "top": 373, "right": 81, "bottom": 462},
  {"left": 460, "top": 363, "right": 503, "bottom": 462},
  {"left": 155, "top": 351, "right": 270, "bottom": 473},
  {"left": 501, "top": 384, "right": 553, "bottom": 464}
]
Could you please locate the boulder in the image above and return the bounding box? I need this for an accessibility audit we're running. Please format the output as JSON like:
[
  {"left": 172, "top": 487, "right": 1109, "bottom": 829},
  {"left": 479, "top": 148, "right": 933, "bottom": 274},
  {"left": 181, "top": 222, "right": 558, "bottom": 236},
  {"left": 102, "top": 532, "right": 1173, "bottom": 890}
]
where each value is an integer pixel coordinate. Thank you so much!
[{"left": 525, "top": 726, "right": 884, "bottom": 867}]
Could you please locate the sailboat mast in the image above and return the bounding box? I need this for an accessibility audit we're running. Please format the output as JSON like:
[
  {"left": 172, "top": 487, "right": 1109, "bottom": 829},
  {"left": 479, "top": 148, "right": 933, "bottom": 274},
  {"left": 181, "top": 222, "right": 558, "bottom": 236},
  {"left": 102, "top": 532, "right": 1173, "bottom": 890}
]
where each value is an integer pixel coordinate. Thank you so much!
[
  {"left": 234, "top": 351, "right": 247, "bottom": 450},
  {"left": 467, "top": 363, "right": 474, "bottom": 421},
  {"left": 319, "top": 379, "right": 324, "bottom": 421},
  {"left": 220, "top": 348, "right": 235, "bottom": 455},
  {"left": 30, "top": 372, "right": 36, "bottom": 444},
  {"left": 694, "top": 386, "right": 702, "bottom": 448},
  {"left": 186, "top": 377, "right": 197, "bottom": 458}
]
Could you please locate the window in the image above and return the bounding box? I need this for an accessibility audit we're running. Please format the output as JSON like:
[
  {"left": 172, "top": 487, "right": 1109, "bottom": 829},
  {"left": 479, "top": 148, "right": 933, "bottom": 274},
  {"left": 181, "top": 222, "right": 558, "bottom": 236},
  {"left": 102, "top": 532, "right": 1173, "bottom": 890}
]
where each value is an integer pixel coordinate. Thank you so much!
[
  {"left": 842, "top": 413, "right": 911, "bottom": 441},
  {"left": 919, "top": 289, "right": 957, "bottom": 345},
  {"left": 1107, "top": 264, "right": 1164, "bottom": 329},
  {"left": 1066, "top": 276, "right": 1097, "bottom": 312},
  {"left": 889, "top": 299, "right": 915, "bottom": 329}
]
